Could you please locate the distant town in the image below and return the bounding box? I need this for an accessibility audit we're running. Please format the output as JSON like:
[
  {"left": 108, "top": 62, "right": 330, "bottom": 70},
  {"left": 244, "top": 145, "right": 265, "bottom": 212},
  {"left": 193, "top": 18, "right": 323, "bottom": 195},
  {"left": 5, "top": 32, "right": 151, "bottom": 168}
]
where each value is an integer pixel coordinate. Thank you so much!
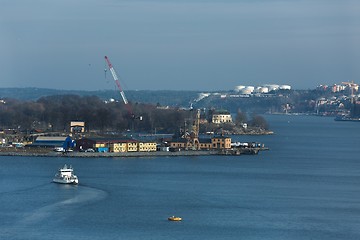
[
  {"left": 0, "top": 81, "right": 359, "bottom": 155},
  {"left": 192, "top": 81, "right": 359, "bottom": 117}
]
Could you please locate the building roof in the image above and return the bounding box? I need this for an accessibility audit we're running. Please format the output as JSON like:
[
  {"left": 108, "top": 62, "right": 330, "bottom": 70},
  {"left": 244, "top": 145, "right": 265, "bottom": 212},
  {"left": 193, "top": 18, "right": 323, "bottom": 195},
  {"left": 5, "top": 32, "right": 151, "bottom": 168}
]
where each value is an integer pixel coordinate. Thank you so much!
[
  {"left": 213, "top": 109, "right": 231, "bottom": 115},
  {"left": 35, "top": 136, "right": 68, "bottom": 142},
  {"left": 170, "top": 135, "right": 230, "bottom": 143},
  {"left": 199, "top": 138, "right": 212, "bottom": 144},
  {"left": 169, "top": 138, "right": 188, "bottom": 143},
  {"left": 78, "top": 137, "right": 139, "bottom": 144},
  {"left": 29, "top": 136, "right": 73, "bottom": 148},
  {"left": 212, "top": 135, "right": 231, "bottom": 139}
]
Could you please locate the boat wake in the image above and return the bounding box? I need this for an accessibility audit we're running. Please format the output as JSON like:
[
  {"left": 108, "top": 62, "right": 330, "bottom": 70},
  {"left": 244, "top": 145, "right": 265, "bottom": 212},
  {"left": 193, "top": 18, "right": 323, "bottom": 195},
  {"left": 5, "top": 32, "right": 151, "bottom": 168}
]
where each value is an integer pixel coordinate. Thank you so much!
[{"left": 19, "top": 185, "right": 107, "bottom": 226}]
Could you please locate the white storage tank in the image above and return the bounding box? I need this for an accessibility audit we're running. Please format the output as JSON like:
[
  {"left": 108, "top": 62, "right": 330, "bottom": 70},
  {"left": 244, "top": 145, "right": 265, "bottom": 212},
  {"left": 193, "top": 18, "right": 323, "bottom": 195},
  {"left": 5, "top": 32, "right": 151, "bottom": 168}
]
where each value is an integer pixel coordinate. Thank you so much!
[
  {"left": 246, "top": 86, "right": 255, "bottom": 92},
  {"left": 279, "top": 85, "right": 291, "bottom": 90},
  {"left": 266, "top": 84, "right": 280, "bottom": 91},
  {"left": 240, "top": 86, "right": 254, "bottom": 94},
  {"left": 234, "top": 85, "right": 246, "bottom": 92},
  {"left": 258, "top": 87, "right": 269, "bottom": 93}
]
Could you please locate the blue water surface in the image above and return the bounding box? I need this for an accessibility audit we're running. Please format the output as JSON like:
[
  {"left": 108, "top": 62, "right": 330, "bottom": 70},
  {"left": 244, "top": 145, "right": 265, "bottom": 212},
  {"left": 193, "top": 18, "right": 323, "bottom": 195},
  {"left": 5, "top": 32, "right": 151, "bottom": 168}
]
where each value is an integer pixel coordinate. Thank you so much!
[{"left": 0, "top": 115, "right": 360, "bottom": 240}]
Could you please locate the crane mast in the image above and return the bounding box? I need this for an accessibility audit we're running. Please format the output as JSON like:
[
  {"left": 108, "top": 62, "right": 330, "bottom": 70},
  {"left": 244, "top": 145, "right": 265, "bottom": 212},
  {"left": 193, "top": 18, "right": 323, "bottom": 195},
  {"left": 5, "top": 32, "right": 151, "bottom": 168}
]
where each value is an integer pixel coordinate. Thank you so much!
[{"left": 104, "top": 56, "right": 129, "bottom": 105}]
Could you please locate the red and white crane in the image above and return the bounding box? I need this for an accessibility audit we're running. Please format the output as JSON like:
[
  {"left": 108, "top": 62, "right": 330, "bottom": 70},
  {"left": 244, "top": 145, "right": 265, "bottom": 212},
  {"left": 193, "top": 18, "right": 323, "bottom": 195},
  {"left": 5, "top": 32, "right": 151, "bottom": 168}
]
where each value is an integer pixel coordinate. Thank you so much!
[
  {"left": 104, "top": 56, "right": 129, "bottom": 105},
  {"left": 104, "top": 56, "right": 143, "bottom": 124}
]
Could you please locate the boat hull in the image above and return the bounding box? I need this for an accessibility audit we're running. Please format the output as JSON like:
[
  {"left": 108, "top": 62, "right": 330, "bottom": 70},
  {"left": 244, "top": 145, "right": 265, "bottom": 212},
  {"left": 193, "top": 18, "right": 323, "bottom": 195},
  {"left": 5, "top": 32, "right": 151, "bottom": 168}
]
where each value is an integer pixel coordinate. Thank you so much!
[{"left": 53, "top": 178, "right": 78, "bottom": 184}]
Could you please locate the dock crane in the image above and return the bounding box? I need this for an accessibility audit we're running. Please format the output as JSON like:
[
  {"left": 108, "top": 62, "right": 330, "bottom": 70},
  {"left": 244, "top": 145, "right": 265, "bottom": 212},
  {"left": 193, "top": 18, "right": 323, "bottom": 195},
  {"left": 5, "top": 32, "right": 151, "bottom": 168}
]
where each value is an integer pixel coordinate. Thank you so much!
[{"left": 104, "top": 56, "right": 139, "bottom": 119}]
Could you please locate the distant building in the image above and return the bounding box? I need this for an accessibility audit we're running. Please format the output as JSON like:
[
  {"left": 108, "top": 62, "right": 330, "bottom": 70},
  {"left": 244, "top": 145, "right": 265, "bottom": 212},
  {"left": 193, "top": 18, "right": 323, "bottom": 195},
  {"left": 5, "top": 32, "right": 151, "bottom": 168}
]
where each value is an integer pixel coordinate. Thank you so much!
[
  {"left": 138, "top": 142, "right": 157, "bottom": 152},
  {"left": 169, "top": 135, "right": 231, "bottom": 151},
  {"left": 212, "top": 110, "right": 233, "bottom": 124},
  {"left": 75, "top": 137, "right": 157, "bottom": 153},
  {"left": 127, "top": 142, "right": 139, "bottom": 152},
  {"left": 70, "top": 121, "right": 85, "bottom": 133},
  {"left": 110, "top": 143, "right": 127, "bottom": 153},
  {"left": 28, "top": 136, "right": 74, "bottom": 149},
  {"left": 211, "top": 136, "right": 231, "bottom": 149},
  {"left": 316, "top": 85, "right": 328, "bottom": 91}
]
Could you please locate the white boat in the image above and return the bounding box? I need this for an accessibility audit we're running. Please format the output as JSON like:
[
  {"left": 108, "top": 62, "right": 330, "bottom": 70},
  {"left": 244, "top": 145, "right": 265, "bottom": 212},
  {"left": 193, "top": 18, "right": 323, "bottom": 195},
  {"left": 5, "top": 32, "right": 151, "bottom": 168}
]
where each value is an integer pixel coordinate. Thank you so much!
[{"left": 53, "top": 164, "right": 79, "bottom": 184}]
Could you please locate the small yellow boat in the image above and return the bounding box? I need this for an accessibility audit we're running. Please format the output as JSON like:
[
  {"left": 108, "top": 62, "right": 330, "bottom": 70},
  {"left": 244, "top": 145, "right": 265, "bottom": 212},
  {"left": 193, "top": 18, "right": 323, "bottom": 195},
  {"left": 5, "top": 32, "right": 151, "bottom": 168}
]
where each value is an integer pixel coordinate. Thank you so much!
[{"left": 168, "top": 216, "right": 182, "bottom": 221}]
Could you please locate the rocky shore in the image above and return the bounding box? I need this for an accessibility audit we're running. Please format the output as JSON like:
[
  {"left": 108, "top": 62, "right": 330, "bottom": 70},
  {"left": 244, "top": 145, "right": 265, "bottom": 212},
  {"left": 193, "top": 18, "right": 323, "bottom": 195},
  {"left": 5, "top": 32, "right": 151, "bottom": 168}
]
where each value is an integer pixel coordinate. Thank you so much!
[{"left": 220, "top": 127, "right": 274, "bottom": 135}]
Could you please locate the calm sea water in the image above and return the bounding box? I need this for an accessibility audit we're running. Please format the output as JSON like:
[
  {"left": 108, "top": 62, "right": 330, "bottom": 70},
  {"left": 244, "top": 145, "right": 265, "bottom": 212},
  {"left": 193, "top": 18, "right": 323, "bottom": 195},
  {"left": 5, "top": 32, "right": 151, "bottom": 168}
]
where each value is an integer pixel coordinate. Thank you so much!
[{"left": 1, "top": 115, "right": 360, "bottom": 240}]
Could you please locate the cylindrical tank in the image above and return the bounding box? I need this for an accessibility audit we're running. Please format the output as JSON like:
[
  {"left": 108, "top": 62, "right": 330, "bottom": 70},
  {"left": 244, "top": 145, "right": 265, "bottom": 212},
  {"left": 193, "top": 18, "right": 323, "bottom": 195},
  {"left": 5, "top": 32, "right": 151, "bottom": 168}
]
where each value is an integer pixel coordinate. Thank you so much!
[
  {"left": 266, "top": 84, "right": 279, "bottom": 91},
  {"left": 240, "top": 86, "right": 254, "bottom": 94},
  {"left": 234, "top": 85, "right": 246, "bottom": 92},
  {"left": 258, "top": 87, "right": 269, "bottom": 93},
  {"left": 245, "top": 86, "right": 255, "bottom": 92},
  {"left": 279, "top": 85, "right": 291, "bottom": 90}
]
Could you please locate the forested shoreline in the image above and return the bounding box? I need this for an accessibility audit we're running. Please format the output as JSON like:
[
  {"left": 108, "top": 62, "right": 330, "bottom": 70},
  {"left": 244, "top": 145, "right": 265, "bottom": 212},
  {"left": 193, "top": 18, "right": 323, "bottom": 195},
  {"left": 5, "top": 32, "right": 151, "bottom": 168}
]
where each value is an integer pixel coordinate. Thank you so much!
[{"left": 0, "top": 95, "right": 269, "bottom": 134}]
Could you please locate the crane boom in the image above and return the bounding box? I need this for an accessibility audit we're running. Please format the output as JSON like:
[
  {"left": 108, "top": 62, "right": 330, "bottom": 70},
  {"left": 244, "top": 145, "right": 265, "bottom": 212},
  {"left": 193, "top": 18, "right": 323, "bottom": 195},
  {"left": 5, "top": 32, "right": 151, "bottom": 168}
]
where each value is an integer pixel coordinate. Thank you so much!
[{"left": 104, "top": 56, "right": 128, "bottom": 105}]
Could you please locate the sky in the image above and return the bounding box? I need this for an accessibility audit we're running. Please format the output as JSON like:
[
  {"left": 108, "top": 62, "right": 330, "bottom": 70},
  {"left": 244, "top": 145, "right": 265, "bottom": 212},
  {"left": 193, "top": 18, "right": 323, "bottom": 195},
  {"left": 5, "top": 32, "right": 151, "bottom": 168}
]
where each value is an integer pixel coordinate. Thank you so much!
[{"left": 1, "top": 0, "right": 360, "bottom": 91}]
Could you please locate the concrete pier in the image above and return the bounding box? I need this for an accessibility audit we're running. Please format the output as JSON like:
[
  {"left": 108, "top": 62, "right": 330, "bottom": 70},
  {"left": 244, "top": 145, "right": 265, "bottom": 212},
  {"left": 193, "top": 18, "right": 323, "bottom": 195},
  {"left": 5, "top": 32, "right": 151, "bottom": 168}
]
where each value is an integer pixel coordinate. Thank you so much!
[{"left": 0, "top": 147, "right": 268, "bottom": 158}]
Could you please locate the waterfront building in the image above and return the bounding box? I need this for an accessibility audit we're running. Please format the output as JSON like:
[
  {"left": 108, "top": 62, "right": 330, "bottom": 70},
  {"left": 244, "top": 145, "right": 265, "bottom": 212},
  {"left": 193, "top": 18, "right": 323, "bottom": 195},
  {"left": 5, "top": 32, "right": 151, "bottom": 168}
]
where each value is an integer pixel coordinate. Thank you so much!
[
  {"left": 28, "top": 136, "right": 74, "bottom": 150},
  {"left": 127, "top": 142, "right": 139, "bottom": 152},
  {"left": 169, "top": 138, "right": 187, "bottom": 150},
  {"left": 110, "top": 143, "right": 127, "bottom": 153},
  {"left": 198, "top": 138, "right": 212, "bottom": 150},
  {"left": 75, "top": 137, "right": 153, "bottom": 153},
  {"left": 169, "top": 135, "right": 231, "bottom": 151},
  {"left": 211, "top": 136, "right": 231, "bottom": 149},
  {"left": 138, "top": 142, "right": 157, "bottom": 152},
  {"left": 70, "top": 121, "right": 85, "bottom": 133}
]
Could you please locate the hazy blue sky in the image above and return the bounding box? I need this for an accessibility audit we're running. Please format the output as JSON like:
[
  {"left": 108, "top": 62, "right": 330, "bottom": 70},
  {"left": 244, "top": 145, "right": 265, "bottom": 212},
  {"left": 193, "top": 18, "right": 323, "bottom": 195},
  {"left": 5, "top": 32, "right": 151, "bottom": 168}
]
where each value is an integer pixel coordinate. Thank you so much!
[{"left": 1, "top": 0, "right": 360, "bottom": 91}]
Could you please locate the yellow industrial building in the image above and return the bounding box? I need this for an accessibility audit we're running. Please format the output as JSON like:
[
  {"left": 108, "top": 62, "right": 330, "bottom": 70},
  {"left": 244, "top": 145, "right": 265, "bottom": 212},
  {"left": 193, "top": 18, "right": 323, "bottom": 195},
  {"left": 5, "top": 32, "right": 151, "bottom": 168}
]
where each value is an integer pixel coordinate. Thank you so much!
[
  {"left": 76, "top": 138, "right": 157, "bottom": 153},
  {"left": 169, "top": 136, "right": 231, "bottom": 151}
]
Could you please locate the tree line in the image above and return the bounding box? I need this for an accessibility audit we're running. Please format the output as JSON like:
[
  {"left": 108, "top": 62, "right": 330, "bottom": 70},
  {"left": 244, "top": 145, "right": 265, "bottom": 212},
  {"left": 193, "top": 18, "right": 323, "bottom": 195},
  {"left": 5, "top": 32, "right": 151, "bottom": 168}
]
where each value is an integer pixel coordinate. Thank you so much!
[
  {"left": 0, "top": 95, "right": 189, "bottom": 133},
  {"left": 0, "top": 95, "right": 268, "bottom": 134}
]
